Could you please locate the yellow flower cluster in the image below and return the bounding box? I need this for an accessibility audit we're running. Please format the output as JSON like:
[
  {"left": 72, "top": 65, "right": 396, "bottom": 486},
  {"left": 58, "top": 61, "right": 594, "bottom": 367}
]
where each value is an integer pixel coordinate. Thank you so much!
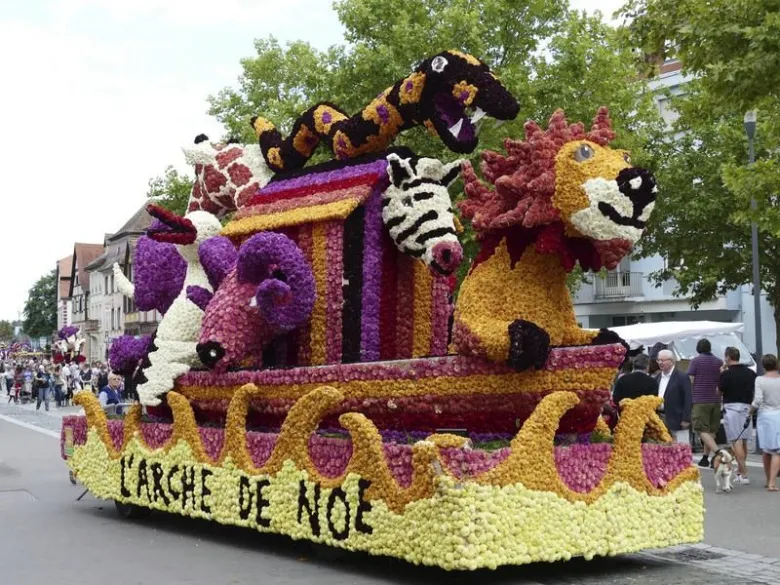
[
  {"left": 309, "top": 222, "right": 328, "bottom": 365},
  {"left": 412, "top": 261, "right": 433, "bottom": 357},
  {"left": 455, "top": 242, "right": 596, "bottom": 364},
  {"left": 177, "top": 366, "right": 617, "bottom": 403},
  {"left": 222, "top": 199, "right": 361, "bottom": 238},
  {"left": 69, "top": 421, "right": 703, "bottom": 571}
]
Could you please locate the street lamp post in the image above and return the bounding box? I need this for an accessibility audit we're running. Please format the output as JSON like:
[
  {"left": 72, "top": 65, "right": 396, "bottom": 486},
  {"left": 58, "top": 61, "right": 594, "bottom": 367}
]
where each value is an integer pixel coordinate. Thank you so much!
[
  {"left": 744, "top": 111, "right": 762, "bottom": 369},
  {"left": 744, "top": 110, "right": 763, "bottom": 454}
]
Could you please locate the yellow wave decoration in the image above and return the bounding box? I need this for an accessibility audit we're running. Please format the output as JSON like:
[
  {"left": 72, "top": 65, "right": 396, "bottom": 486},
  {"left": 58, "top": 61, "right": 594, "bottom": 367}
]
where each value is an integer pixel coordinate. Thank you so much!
[{"left": 74, "top": 390, "right": 698, "bottom": 513}]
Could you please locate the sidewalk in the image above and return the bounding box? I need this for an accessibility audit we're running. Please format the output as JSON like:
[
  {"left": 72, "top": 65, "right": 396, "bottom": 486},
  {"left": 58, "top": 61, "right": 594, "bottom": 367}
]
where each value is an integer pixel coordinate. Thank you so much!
[{"left": 0, "top": 394, "right": 83, "bottom": 435}]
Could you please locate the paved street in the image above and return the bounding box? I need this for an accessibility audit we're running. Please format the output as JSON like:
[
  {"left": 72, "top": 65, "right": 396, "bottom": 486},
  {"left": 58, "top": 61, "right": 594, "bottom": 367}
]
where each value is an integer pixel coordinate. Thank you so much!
[{"left": 2, "top": 402, "right": 780, "bottom": 585}]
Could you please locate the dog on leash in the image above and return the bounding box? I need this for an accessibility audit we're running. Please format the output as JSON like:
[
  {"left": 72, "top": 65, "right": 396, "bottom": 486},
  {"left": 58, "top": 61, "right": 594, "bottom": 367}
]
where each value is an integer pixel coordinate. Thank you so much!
[{"left": 712, "top": 447, "right": 736, "bottom": 493}]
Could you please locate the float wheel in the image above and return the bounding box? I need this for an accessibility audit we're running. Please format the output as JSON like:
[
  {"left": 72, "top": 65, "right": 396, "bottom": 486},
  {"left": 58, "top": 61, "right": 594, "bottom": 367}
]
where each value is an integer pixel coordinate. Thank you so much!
[{"left": 114, "top": 500, "right": 152, "bottom": 519}]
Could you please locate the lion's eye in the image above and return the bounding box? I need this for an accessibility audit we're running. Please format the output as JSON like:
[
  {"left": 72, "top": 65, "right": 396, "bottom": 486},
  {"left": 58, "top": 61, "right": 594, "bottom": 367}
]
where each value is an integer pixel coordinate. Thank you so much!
[
  {"left": 623, "top": 152, "right": 631, "bottom": 164},
  {"left": 574, "top": 144, "right": 594, "bottom": 162}
]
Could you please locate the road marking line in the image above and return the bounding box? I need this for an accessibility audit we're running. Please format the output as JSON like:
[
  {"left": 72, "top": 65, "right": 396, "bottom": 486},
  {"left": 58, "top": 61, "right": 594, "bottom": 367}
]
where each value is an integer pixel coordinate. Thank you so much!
[{"left": 0, "top": 414, "right": 60, "bottom": 439}]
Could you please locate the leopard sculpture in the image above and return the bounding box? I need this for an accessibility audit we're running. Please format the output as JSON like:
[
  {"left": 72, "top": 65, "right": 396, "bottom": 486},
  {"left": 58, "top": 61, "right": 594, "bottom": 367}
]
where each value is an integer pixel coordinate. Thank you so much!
[{"left": 251, "top": 50, "right": 519, "bottom": 172}]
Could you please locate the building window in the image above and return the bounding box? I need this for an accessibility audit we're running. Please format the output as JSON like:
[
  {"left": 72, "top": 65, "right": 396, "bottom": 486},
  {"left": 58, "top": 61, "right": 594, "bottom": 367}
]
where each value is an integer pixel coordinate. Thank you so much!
[
  {"left": 110, "top": 274, "right": 114, "bottom": 293},
  {"left": 118, "top": 307, "right": 122, "bottom": 328},
  {"left": 105, "top": 275, "right": 109, "bottom": 294}
]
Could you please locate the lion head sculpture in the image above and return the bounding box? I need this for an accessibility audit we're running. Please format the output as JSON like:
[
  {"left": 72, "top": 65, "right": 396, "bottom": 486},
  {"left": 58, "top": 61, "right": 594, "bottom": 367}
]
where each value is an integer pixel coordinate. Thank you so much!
[{"left": 460, "top": 107, "right": 657, "bottom": 271}]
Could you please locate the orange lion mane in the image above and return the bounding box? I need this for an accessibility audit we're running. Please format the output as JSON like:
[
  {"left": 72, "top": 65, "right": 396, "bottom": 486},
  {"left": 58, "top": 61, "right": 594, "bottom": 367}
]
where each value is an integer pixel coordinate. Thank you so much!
[{"left": 459, "top": 107, "right": 616, "bottom": 232}]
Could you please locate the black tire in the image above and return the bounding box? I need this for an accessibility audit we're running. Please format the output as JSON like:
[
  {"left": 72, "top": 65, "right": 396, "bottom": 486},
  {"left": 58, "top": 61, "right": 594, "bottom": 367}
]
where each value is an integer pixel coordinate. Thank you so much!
[{"left": 114, "top": 500, "right": 152, "bottom": 519}]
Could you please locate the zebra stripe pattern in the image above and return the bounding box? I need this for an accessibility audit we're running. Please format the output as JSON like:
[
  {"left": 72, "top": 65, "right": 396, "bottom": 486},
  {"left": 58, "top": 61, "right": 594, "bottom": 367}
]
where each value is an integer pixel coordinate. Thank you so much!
[{"left": 382, "top": 154, "right": 464, "bottom": 276}]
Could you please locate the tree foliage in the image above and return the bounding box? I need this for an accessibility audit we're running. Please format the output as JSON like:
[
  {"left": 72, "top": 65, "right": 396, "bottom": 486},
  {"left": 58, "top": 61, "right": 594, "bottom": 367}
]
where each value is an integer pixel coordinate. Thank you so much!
[
  {"left": 23, "top": 270, "right": 57, "bottom": 339},
  {"left": 207, "top": 1, "right": 664, "bottom": 288},
  {"left": 620, "top": 0, "right": 780, "bottom": 351},
  {"left": 0, "top": 320, "right": 13, "bottom": 341},
  {"left": 638, "top": 83, "right": 780, "bottom": 351},
  {"left": 621, "top": 0, "right": 780, "bottom": 111},
  {"left": 146, "top": 165, "right": 192, "bottom": 217}
]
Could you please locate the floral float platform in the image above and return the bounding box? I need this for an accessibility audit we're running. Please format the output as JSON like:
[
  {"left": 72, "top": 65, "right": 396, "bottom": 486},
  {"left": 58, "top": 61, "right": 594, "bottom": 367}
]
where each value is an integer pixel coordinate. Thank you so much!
[
  {"left": 61, "top": 68, "right": 703, "bottom": 570},
  {"left": 62, "top": 349, "right": 703, "bottom": 569}
]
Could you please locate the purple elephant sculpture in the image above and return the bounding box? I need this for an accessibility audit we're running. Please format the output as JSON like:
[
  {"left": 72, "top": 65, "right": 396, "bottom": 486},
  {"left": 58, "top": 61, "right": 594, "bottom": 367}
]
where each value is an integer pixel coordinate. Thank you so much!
[{"left": 193, "top": 231, "right": 316, "bottom": 371}]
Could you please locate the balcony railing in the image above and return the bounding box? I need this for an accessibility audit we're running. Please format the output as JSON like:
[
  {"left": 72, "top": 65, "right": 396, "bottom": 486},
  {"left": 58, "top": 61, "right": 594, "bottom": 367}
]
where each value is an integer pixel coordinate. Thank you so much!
[{"left": 594, "top": 272, "right": 644, "bottom": 300}]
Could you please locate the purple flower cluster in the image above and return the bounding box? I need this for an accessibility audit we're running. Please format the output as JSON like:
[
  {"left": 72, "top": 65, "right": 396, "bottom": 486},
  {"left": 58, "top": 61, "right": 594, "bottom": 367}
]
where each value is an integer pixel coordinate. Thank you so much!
[
  {"left": 134, "top": 236, "right": 186, "bottom": 314},
  {"left": 109, "top": 335, "right": 152, "bottom": 376},
  {"left": 58, "top": 326, "right": 80, "bottom": 339},
  {"left": 360, "top": 186, "right": 385, "bottom": 361},
  {"left": 248, "top": 159, "right": 386, "bottom": 199},
  {"left": 198, "top": 236, "right": 238, "bottom": 291}
]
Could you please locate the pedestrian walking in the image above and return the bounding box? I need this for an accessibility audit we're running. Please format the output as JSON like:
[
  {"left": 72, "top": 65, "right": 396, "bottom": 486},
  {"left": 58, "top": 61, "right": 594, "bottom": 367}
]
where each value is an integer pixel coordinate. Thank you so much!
[
  {"left": 4, "top": 365, "right": 14, "bottom": 395},
  {"left": 718, "top": 346, "right": 756, "bottom": 484},
  {"left": 52, "top": 365, "right": 65, "bottom": 407},
  {"left": 35, "top": 366, "right": 52, "bottom": 412},
  {"left": 748, "top": 354, "right": 780, "bottom": 491},
  {"left": 613, "top": 354, "right": 658, "bottom": 406},
  {"left": 688, "top": 339, "right": 723, "bottom": 467},
  {"left": 79, "top": 363, "right": 92, "bottom": 393},
  {"left": 657, "top": 349, "right": 693, "bottom": 442}
]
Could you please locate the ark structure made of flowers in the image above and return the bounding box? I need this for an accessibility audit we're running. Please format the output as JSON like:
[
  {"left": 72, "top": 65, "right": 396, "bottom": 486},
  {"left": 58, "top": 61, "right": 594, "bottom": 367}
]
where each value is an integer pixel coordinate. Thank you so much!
[{"left": 63, "top": 50, "right": 703, "bottom": 571}]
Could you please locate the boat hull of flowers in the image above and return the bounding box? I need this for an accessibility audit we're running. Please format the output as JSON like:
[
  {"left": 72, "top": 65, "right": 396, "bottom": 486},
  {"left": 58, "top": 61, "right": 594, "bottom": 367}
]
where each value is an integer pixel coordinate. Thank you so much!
[{"left": 63, "top": 382, "right": 703, "bottom": 570}]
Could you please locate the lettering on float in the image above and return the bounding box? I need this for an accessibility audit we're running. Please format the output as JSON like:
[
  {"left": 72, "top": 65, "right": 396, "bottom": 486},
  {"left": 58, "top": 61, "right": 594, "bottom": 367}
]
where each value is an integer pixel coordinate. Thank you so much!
[
  {"left": 120, "top": 455, "right": 211, "bottom": 513},
  {"left": 118, "top": 456, "right": 375, "bottom": 539},
  {"left": 297, "top": 478, "right": 373, "bottom": 540}
]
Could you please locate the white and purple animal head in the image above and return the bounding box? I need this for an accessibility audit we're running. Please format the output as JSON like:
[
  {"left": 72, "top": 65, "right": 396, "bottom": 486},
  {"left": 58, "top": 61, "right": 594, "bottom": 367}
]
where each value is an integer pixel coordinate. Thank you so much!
[
  {"left": 195, "top": 232, "right": 315, "bottom": 371},
  {"left": 383, "top": 154, "right": 464, "bottom": 275}
]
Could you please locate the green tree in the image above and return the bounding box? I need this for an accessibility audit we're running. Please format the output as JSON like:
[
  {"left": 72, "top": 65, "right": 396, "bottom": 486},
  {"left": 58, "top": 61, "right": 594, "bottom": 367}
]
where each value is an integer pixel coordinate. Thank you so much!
[
  {"left": 207, "top": 2, "right": 664, "bottom": 288},
  {"left": 618, "top": 0, "right": 780, "bottom": 350},
  {"left": 147, "top": 165, "right": 192, "bottom": 217},
  {"left": 620, "top": 0, "right": 780, "bottom": 111},
  {"left": 0, "top": 320, "right": 13, "bottom": 341},
  {"left": 23, "top": 270, "right": 57, "bottom": 339},
  {"left": 637, "top": 81, "right": 780, "bottom": 352}
]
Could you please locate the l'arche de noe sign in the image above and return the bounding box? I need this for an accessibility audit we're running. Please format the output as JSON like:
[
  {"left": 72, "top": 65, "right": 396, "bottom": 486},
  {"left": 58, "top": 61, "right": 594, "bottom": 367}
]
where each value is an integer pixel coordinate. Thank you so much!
[{"left": 118, "top": 454, "right": 375, "bottom": 541}]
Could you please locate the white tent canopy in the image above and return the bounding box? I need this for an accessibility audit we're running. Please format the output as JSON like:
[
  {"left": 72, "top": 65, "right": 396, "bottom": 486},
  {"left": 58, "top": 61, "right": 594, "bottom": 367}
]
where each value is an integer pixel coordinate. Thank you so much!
[{"left": 608, "top": 321, "right": 744, "bottom": 351}]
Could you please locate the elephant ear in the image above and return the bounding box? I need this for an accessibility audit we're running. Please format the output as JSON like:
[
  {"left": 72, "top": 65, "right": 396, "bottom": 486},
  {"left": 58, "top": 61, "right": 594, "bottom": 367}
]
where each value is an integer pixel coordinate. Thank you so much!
[
  {"left": 199, "top": 236, "right": 238, "bottom": 290},
  {"left": 237, "top": 231, "right": 316, "bottom": 331},
  {"left": 133, "top": 236, "right": 186, "bottom": 314}
]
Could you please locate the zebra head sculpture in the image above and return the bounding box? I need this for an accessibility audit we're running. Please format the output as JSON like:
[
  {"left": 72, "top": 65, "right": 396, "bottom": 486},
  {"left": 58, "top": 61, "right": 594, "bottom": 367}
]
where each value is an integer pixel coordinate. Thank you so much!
[{"left": 383, "top": 154, "right": 464, "bottom": 275}]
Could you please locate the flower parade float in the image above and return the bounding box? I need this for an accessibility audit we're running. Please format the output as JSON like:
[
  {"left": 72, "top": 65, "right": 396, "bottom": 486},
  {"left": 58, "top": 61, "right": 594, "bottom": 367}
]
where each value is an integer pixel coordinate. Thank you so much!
[
  {"left": 53, "top": 326, "right": 87, "bottom": 364},
  {"left": 62, "top": 51, "right": 703, "bottom": 571}
]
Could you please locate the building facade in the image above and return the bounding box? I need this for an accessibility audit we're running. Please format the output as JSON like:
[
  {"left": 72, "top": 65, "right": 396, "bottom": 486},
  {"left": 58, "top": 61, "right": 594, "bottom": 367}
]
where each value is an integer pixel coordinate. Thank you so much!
[
  {"left": 572, "top": 60, "right": 778, "bottom": 354},
  {"left": 55, "top": 255, "right": 73, "bottom": 331},
  {"left": 85, "top": 205, "right": 160, "bottom": 361},
  {"left": 67, "top": 243, "right": 104, "bottom": 360}
]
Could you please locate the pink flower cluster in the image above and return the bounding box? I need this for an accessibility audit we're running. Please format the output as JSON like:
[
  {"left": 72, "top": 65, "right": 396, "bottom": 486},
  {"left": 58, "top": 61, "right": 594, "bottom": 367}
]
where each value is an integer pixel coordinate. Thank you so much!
[
  {"left": 642, "top": 443, "right": 693, "bottom": 488},
  {"left": 182, "top": 346, "right": 626, "bottom": 388},
  {"left": 555, "top": 443, "right": 611, "bottom": 492}
]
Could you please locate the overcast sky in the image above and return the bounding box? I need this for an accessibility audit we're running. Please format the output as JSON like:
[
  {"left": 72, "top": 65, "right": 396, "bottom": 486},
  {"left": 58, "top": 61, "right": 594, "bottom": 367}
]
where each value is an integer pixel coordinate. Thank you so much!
[{"left": 0, "top": 0, "right": 624, "bottom": 322}]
